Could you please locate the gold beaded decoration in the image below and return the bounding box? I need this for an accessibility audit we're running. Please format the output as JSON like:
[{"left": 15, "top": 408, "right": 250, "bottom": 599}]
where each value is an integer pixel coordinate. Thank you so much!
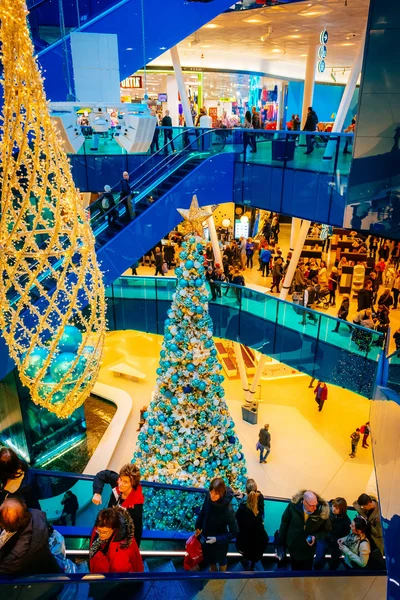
[{"left": 0, "top": 0, "right": 106, "bottom": 418}]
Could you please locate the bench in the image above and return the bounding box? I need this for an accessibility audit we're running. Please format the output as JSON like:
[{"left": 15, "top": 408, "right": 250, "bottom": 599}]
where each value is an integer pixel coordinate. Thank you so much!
[{"left": 108, "top": 362, "right": 146, "bottom": 381}]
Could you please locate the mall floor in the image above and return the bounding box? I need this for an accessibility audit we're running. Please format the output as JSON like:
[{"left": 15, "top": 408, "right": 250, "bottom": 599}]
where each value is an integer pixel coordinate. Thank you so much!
[{"left": 98, "top": 329, "right": 375, "bottom": 504}]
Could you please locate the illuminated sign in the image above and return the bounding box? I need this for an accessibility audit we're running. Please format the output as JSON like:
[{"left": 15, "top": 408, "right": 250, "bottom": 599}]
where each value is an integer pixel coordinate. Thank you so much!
[
  {"left": 121, "top": 76, "right": 143, "bottom": 89},
  {"left": 320, "top": 30, "right": 329, "bottom": 45},
  {"left": 318, "top": 31, "right": 328, "bottom": 74}
]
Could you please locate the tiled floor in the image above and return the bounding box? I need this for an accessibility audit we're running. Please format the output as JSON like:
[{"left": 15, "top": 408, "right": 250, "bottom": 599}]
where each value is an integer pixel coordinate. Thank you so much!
[{"left": 99, "top": 329, "right": 376, "bottom": 504}]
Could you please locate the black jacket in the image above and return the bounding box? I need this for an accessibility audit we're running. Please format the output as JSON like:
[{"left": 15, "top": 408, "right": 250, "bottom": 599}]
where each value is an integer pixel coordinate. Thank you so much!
[
  {"left": 161, "top": 115, "right": 172, "bottom": 128},
  {"left": 279, "top": 490, "right": 331, "bottom": 560},
  {"left": 155, "top": 251, "right": 163, "bottom": 268},
  {"left": 0, "top": 467, "right": 41, "bottom": 510},
  {"left": 259, "top": 428, "right": 271, "bottom": 448},
  {"left": 195, "top": 489, "right": 239, "bottom": 564},
  {"left": 235, "top": 493, "right": 268, "bottom": 563},
  {"left": 120, "top": 178, "right": 131, "bottom": 198},
  {"left": 357, "top": 288, "right": 374, "bottom": 311},
  {"left": 304, "top": 110, "right": 318, "bottom": 132},
  {"left": 0, "top": 509, "right": 60, "bottom": 575},
  {"left": 326, "top": 501, "right": 351, "bottom": 542}
]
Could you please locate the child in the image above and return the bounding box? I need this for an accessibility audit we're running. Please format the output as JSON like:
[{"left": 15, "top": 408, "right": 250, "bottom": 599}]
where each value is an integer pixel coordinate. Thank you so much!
[{"left": 349, "top": 428, "right": 361, "bottom": 458}]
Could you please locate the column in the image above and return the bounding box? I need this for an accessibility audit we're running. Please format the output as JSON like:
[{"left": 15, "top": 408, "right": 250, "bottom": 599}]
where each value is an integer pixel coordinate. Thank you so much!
[
  {"left": 300, "top": 42, "right": 318, "bottom": 128},
  {"left": 323, "top": 29, "right": 366, "bottom": 159},
  {"left": 166, "top": 75, "right": 179, "bottom": 127},
  {"left": 289, "top": 217, "right": 302, "bottom": 253},
  {"left": 205, "top": 212, "right": 223, "bottom": 267},
  {"left": 279, "top": 219, "right": 311, "bottom": 301},
  {"left": 245, "top": 354, "right": 267, "bottom": 405},
  {"left": 276, "top": 82, "right": 283, "bottom": 130},
  {"left": 233, "top": 342, "right": 249, "bottom": 399},
  {"left": 170, "top": 46, "right": 194, "bottom": 127},
  {"left": 197, "top": 72, "right": 203, "bottom": 110}
]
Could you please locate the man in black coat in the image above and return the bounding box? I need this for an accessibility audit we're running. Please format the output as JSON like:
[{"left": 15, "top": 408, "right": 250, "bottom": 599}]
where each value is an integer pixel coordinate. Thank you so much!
[
  {"left": 357, "top": 280, "right": 374, "bottom": 311},
  {"left": 154, "top": 246, "right": 164, "bottom": 276},
  {"left": 303, "top": 106, "right": 319, "bottom": 154},
  {"left": 161, "top": 110, "right": 175, "bottom": 154},
  {"left": 120, "top": 171, "right": 135, "bottom": 220},
  {"left": 0, "top": 498, "right": 60, "bottom": 575},
  {"left": 279, "top": 489, "right": 331, "bottom": 570},
  {"left": 258, "top": 424, "right": 271, "bottom": 463}
]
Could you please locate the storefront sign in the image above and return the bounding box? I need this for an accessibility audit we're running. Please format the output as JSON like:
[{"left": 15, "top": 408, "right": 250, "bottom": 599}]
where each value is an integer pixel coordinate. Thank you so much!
[
  {"left": 219, "top": 97, "right": 235, "bottom": 103},
  {"left": 209, "top": 107, "right": 218, "bottom": 128},
  {"left": 121, "top": 76, "right": 143, "bottom": 89},
  {"left": 318, "top": 31, "right": 328, "bottom": 74}
]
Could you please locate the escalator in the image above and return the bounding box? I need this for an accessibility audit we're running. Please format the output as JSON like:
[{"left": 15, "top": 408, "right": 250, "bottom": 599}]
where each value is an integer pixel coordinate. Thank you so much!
[
  {"left": 32, "top": 0, "right": 236, "bottom": 100},
  {"left": 0, "top": 468, "right": 387, "bottom": 598}
]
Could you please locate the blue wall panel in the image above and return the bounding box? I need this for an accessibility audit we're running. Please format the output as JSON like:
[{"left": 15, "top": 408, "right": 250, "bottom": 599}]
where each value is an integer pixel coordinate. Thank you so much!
[{"left": 287, "top": 81, "right": 359, "bottom": 128}]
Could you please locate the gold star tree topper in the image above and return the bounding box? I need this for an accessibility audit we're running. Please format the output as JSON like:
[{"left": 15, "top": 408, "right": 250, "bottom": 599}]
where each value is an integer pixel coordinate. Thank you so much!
[{"left": 177, "top": 196, "right": 213, "bottom": 236}]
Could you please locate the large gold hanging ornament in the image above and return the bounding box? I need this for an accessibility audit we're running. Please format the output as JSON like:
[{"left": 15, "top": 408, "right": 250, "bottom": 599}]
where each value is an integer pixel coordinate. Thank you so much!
[{"left": 0, "top": 0, "right": 106, "bottom": 417}]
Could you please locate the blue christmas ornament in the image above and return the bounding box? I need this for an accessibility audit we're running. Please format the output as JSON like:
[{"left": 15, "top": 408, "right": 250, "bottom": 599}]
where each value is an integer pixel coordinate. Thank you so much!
[
  {"left": 183, "top": 385, "right": 192, "bottom": 393},
  {"left": 195, "top": 279, "right": 203, "bottom": 287},
  {"left": 24, "top": 347, "right": 50, "bottom": 378},
  {"left": 196, "top": 306, "right": 203, "bottom": 314},
  {"left": 50, "top": 352, "right": 77, "bottom": 380},
  {"left": 186, "top": 363, "right": 195, "bottom": 372},
  {"left": 171, "top": 374, "right": 179, "bottom": 383},
  {"left": 179, "top": 279, "right": 187, "bottom": 287},
  {"left": 57, "top": 325, "right": 82, "bottom": 353},
  {"left": 185, "top": 260, "right": 194, "bottom": 269}
]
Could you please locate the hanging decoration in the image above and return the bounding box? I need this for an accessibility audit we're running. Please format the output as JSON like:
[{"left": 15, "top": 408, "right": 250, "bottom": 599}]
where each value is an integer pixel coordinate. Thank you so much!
[
  {"left": 134, "top": 196, "right": 247, "bottom": 490},
  {"left": 0, "top": 0, "right": 106, "bottom": 418}
]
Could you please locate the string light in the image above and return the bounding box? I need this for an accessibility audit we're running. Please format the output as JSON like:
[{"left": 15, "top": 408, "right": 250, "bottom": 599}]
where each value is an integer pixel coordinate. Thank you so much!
[{"left": 0, "top": 0, "right": 106, "bottom": 418}]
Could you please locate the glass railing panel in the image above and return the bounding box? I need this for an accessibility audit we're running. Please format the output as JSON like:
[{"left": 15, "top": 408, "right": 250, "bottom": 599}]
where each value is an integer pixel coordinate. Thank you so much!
[{"left": 387, "top": 350, "right": 400, "bottom": 394}]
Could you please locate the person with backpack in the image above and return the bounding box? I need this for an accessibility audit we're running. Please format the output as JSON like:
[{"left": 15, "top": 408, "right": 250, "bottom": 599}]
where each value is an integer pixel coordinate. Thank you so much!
[
  {"left": 260, "top": 246, "right": 271, "bottom": 277},
  {"left": 154, "top": 247, "right": 164, "bottom": 276},
  {"left": 360, "top": 422, "right": 370, "bottom": 448},
  {"left": 100, "top": 185, "right": 118, "bottom": 228},
  {"left": 337, "top": 515, "right": 371, "bottom": 569}
]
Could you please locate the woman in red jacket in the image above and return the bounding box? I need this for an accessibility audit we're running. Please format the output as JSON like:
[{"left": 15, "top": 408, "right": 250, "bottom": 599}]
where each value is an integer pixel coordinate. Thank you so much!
[
  {"left": 314, "top": 381, "right": 328, "bottom": 412},
  {"left": 89, "top": 506, "right": 143, "bottom": 573}
]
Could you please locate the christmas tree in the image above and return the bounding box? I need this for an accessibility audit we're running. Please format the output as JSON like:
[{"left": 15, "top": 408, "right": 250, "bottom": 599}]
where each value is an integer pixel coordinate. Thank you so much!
[{"left": 135, "top": 197, "right": 247, "bottom": 491}]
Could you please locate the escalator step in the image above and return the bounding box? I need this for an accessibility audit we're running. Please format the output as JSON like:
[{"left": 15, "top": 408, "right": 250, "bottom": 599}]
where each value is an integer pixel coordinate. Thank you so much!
[{"left": 145, "top": 558, "right": 187, "bottom": 600}]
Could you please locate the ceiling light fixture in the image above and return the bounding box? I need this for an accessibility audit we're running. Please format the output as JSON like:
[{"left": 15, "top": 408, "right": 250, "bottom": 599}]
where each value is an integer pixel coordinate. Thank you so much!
[
  {"left": 204, "top": 23, "right": 219, "bottom": 29},
  {"left": 272, "top": 48, "right": 281, "bottom": 53}
]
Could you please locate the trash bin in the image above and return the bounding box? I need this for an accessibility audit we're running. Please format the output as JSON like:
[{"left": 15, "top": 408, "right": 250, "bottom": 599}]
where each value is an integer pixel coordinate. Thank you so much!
[
  {"left": 242, "top": 405, "right": 258, "bottom": 424},
  {"left": 272, "top": 139, "right": 296, "bottom": 161}
]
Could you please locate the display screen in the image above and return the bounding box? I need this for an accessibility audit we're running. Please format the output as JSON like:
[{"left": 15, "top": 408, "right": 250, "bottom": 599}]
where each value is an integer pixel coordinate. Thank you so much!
[{"left": 158, "top": 93, "right": 168, "bottom": 102}]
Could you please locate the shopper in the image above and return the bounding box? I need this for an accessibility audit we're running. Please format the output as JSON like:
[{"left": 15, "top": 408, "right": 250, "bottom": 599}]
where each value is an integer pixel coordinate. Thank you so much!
[
  {"left": 239, "top": 237, "right": 247, "bottom": 270},
  {"left": 260, "top": 245, "right": 271, "bottom": 277},
  {"left": 251, "top": 106, "right": 260, "bottom": 152},
  {"left": 394, "top": 326, "right": 400, "bottom": 350},
  {"left": 154, "top": 247, "right": 164, "bottom": 277},
  {"left": 246, "top": 238, "right": 255, "bottom": 268},
  {"left": 100, "top": 185, "right": 118, "bottom": 228},
  {"left": 337, "top": 515, "right": 371, "bottom": 569},
  {"left": 353, "top": 493, "right": 384, "bottom": 554},
  {"left": 89, "top": 506, "right": 143, "bottom": 573},
  {"left": 92, "top": 463, "right": 144, "bottom": 547},
  {"left": 232, "top": 268, "right": 245, "bottom": 303},
  {"left": 270, "top": 256, "right": 283, "bottom": 293},
  {"left": 120, "top": 171, "right": 134, "bottom": 220},
  {"left": 328, "top": 266, "right": 338, "bottom": 306},
  {"left": 0, "top": 498, "right": 60, "bottom": 575},
  {"left": 257, "top": 424, "right": 271, "bottom": 464},
  {"left": 271, "top": 216, "right": 280, "bottom": 244},
  {"left": 357, "top": 281, "right": 374, "bottom": 311},
  {"left": 235, "top": 479, "right": 268, "bottom": 570},
  {"left": 242, "top": 110, "right": 253, "bottom": 158},
  {"left": 314, "top": 497, "right": 351, "bottom": 570},
  {"left": 278, "top": 489, "right": 331, "bottom": 570},
  {"left": 377, "top": 288, "right": 394, "bottom": 310},
  {"left": 162, "top": 110, "right": 175, "bottom": 154},
  {"left": 314, "top": 381, "right": 328, "bottom": 412},
  {"left": 392, "top": 271, "right": 400, "bottom": 308},
  {"left": 349, "top": 428, "right": 361, "bottom": 458},
  {"left": 60, "top": 490, "right": 78, "bottom": 526},
  {"left": 294, "top": 262, "right": 306, "bottom": 292},
  {"left": 195, "top": 478, "right": 239, "bottom": 572},
  {"left": 317, "top": 260, "right": 328, "bottom": 287},
  {"left": 303, "top": 106, "right": 318, "bottom": 155},
  {"left": 331, "top": 296, "right": 352, "bottom": 333},
  {"left": 360, "top": 422, "right": 370, "bottom": 448},
  {"left": 0, "top": 447, "right": 41, "bottom": 509}
]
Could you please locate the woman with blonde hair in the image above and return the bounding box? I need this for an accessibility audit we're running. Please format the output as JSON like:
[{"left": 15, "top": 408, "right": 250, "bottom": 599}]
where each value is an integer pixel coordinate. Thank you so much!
[
  {"left": 92, "top": 463, "right": 144, "bottom": 547},
  {"left": 235, "top": 479, "right": 268, "bottom": 570}
]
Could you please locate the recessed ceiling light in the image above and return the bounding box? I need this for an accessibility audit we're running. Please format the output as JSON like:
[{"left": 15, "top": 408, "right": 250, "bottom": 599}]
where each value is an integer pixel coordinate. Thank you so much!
[
  {"left": 201, "top": 45, "right": 212, "bottom": 48},
  {"left": 300, "top": 54, "right": 307, "bottom": 57},
  {"left": 243, "top": 18, "right": 265, "bottom": 24},
  {"left": 341, "top": 42, "right": 355, "bottom": 46},
  {"left": 159, "top": 47, "right": 166, "bottom": 50},
  {"left": 289, "top": 35, "right": 301, "bottom": 38},
  {"left": 126, "top": 47, "right": 133, "bottom": 51},
  {"left": 203, "top": 24, "right": 219, "bottom": 29},
  {"left": 272, "top": 49, "right": 282, "bottom": 53}
]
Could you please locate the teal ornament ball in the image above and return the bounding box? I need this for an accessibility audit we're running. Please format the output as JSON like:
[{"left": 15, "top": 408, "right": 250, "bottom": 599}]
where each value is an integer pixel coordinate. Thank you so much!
[
  {"left": 37, "top": 373, "right": 55, "bottom": 400},
  {"left": 196, "top": 306, "right": 204, "bottom": 314},
  {"left": 82, "top": 345, "right": 95, "bottom": 358},
  {"left": 50, "top": 352, "right": 77, "bottom": 381},
  {"left": 58, "top": 325, "right": 82, "bottom": 353},
  {"left": 185, "top": 260, "right": 194, "bottom": 269},
  {"left": 24, "top": 347, "right": 50, "bottom": 378}
]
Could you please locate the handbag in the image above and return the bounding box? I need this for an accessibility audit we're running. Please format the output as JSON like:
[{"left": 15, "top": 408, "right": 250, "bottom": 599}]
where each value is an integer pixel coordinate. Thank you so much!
[{"left": 184, "top": 533, "right": 203, "bottom": 571}]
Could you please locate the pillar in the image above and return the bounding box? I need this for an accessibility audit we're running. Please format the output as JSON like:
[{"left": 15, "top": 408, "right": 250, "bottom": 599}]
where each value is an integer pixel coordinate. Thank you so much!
[
  {"left": 233, "top": 342, "right": 249, "bottom": 399},
  {"left": 170, "top": 46, "right": 194, "bottom": 127},
  {"left": 166, "top": 75, "right": 179, "bottom": 127},
  {"left": 289, "top": 217, "right": 302, "bottom": 253},
  {"left": 276, "top": 82, "right": 283, "bottom": 130},
  {"left": 205, "top": 212, "right": 223, "bottom": 267},
  {"left": 245, "top": 354, "right": 267, "bottom": 405},
  {"left": 301, "top": 42, "right": 318, "bottom": 128},
  {"left": 197, "top": 72, "right": 203, "bottom": 110},
  {"left": 323, "top": 29, "right": 366, "bottom": 159},
  {"left": 279, "top": 219, "right": 311, "bottom": 301}
]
